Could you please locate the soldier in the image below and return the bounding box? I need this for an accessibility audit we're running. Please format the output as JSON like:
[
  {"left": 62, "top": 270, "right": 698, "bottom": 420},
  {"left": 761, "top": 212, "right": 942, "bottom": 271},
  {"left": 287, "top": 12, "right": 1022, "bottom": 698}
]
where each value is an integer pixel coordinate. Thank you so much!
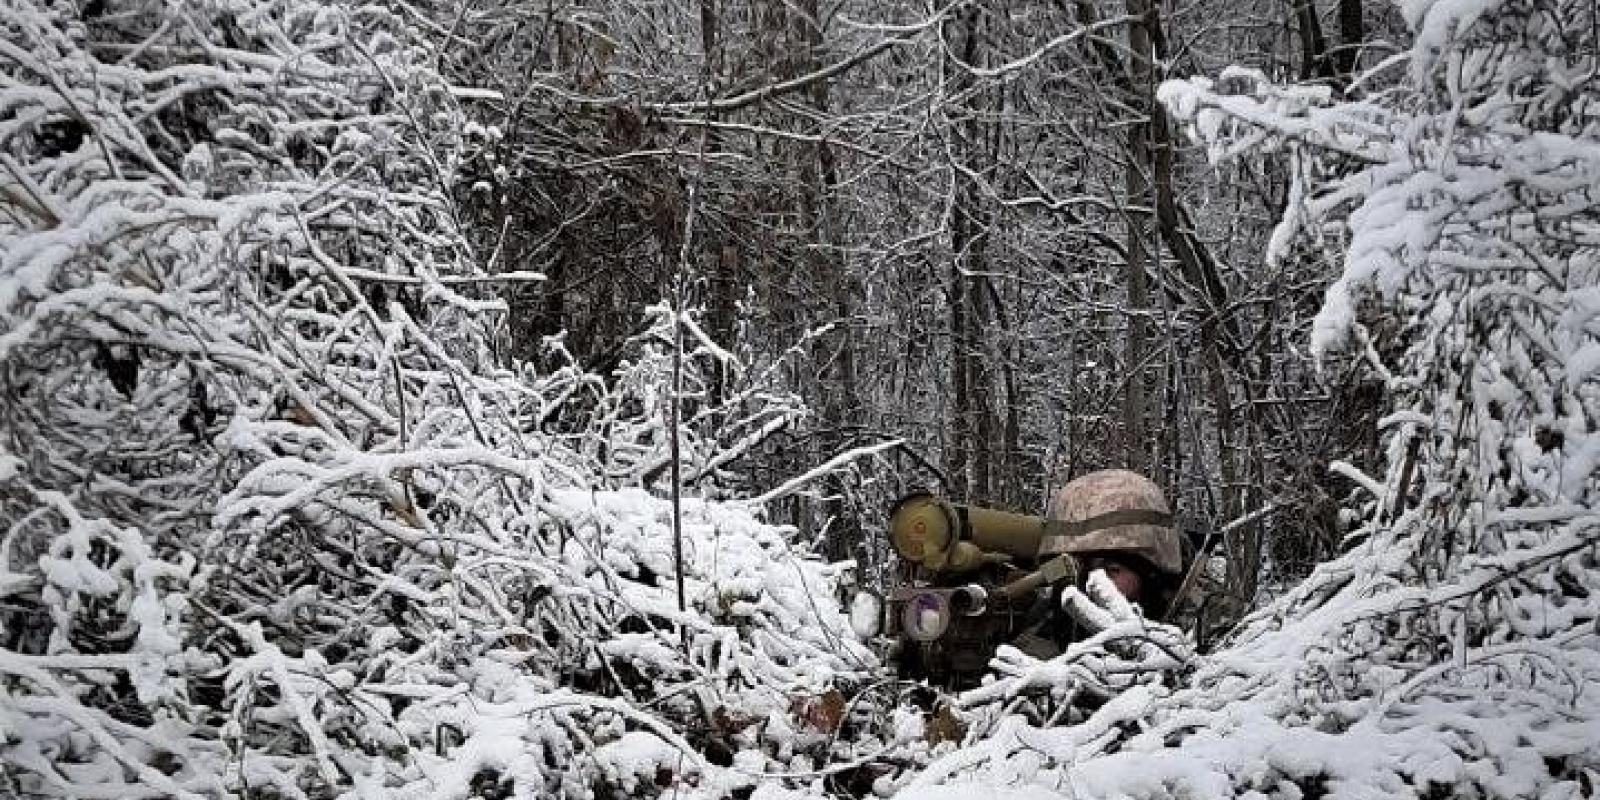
[
  {"left": 1045, "top": 468, "right": 1186, "bottom": 619},
  {"left": 1012, "top": 469, "right": 1187, "bottom": 657},
  {"left": 881, "top": 468, "right": 1192, "bottom": 681}
]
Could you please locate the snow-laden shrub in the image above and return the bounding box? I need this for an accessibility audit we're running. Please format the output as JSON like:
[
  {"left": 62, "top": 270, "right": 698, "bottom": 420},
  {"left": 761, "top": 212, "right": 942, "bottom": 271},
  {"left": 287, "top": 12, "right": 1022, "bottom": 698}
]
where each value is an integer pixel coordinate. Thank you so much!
[
  {"left": 0, "top": 1, "right": 865, "bottom": 797},
  {"left": 569, "top": 304, "right": 806, "bottom": 494},
  {"left": 898, "top": 1, "right": 1600, "bottom": 797}
]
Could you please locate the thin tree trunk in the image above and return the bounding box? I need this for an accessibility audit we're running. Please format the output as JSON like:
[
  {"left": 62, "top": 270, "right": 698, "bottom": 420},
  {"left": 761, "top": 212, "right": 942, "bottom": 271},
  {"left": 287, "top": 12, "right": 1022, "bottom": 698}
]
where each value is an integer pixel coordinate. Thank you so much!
[
  {"left": 1336, "top": 0, "right": 1363, "bottom": 80},
  {"left": 948, "top": 231, "right": 971, "bottom": 501},
  {"left": 943, "top": 4, "right": 987, "bottom": 502},
  {"left": 1206, "top": 335, "right": 1248, "bottom": 603},
  {"left": 1123, "top": 0, "right": 1156, "bottom": 473}
]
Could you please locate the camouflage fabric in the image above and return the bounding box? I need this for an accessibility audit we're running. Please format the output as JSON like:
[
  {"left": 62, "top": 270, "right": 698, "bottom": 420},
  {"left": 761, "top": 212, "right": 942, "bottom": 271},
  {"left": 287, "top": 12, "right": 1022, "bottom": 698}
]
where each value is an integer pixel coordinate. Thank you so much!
[{"left": 1043, "top": 469, "right": 1183, "bottom": 575}]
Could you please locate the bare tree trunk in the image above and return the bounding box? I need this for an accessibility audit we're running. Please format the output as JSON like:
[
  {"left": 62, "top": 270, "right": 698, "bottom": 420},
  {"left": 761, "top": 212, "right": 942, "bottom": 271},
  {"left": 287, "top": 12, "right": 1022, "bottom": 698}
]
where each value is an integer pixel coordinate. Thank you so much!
[
  {"left": 943, "top": 3, "right": 990, "bottom": 502},
  {"left": 1336, "top": 0, "right": 1364, "bottom": 81},
  {"left": 971, "top": 281, "right": 993, "bottom": 502},
  {"left": 783, "top": 0, "right": 863, "bottom": 560},
  {"left": 1291, "top": 0, "right": 1333, "bottom": 81},
  {"left": 696, "top": 0, "right": 740, "bottom": 406},
  {"left": 1122, "top": 0, "right": 1156, "bottom": 473},
  {"left": 948, "top": 225, "right": 972, "bottom": 501},
  {"left": 1122, "top": 177, "right": 1151, "bottom": 474},
  {"left": 1206, "top": 335, "right": 1248, "bottom": 601}
]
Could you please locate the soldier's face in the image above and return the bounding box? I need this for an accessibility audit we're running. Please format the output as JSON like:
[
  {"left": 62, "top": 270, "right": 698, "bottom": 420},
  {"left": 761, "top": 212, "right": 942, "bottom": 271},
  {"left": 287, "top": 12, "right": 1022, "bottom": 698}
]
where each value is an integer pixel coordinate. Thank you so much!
[{"left": 1088, "top": 558, "right": 1144, "bottom": 601}]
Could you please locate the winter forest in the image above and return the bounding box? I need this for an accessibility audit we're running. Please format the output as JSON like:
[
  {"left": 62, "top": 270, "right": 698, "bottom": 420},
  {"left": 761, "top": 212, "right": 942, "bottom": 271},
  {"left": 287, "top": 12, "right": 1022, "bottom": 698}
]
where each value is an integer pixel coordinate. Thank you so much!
[{"left": 4, "top": 0, "right": 1600, "bottom": 796}]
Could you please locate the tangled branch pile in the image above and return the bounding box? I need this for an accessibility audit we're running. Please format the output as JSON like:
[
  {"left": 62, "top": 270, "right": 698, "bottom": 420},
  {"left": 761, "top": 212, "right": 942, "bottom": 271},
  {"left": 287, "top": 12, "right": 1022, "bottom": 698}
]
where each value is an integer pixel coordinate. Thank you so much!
[{"left": 0, "top": 1, "right": 865, "bottom": 797}]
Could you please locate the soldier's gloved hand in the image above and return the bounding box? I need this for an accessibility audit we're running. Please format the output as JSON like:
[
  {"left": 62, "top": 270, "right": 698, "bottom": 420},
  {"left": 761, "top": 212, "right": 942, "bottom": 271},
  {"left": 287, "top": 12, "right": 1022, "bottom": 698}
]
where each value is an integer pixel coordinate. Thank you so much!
[
  {"left": 1059, "top": 569, "right": 1191, "bottom": 670},
  {"left": 963, "top": 570, "right": 1191, "bottom": 707},
  {"left": 1059, "top": 567, "right": 1136, "bottom": 633}
]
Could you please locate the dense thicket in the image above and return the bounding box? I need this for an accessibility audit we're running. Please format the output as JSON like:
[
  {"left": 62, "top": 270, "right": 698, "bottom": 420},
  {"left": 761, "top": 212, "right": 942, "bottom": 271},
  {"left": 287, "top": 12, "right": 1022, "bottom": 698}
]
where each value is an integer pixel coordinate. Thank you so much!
[
  {"left": 901, "top": 0, "right": 1600, "bottom": 796},
  {"left": 1, "top": 1, "right": 866, "bottom": 797},
  {"left": 435, "top": 0, "right": 1406, "bottom": 620}
]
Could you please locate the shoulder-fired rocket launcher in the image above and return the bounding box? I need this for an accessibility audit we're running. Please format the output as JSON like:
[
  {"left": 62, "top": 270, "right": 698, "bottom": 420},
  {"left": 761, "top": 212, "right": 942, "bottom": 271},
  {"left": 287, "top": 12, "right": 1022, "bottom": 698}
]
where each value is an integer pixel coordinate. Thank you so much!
[
  {"left": 879, "top": 492, "right": 1174, "bottom": 683},
  {"left": 887, "top": 492, "right": 1083, "bottom": 601},
  {"left": 880, "top": 493, "right": 1078, "bottom": 680}
]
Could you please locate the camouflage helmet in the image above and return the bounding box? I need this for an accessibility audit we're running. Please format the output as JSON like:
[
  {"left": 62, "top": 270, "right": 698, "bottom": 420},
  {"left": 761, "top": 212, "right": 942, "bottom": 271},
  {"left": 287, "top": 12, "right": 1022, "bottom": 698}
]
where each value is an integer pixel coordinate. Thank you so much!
[{"left": 1043, "top": 469, "right": 1183, "bottom": 575}]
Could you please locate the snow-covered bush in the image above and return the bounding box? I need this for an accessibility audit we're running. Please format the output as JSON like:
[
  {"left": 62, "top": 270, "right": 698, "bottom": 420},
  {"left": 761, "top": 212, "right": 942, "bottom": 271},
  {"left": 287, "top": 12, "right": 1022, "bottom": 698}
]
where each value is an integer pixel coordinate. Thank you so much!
[
  {"left": 0, "top": 1, "right": 866, "bottom": 797},
  {"left": 898, "top": 1, "right": 1600, "bottom": 797},
  {"left": 568, "top": 303, "right": 806, "bottom": 494}
]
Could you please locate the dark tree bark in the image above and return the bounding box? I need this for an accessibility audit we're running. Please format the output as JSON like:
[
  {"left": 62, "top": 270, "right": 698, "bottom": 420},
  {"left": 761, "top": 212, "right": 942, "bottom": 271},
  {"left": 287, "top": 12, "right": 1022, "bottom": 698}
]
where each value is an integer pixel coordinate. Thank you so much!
[{"left": 1336, "top": 0, "right": 1364, "bottom": 82}]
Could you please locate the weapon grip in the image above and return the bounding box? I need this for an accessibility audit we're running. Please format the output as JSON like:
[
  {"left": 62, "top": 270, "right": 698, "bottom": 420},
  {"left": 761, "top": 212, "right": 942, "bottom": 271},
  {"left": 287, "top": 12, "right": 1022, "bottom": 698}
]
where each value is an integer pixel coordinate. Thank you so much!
[{"left": 998, "top": 554, "right": 1080, "bottom": 602}]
